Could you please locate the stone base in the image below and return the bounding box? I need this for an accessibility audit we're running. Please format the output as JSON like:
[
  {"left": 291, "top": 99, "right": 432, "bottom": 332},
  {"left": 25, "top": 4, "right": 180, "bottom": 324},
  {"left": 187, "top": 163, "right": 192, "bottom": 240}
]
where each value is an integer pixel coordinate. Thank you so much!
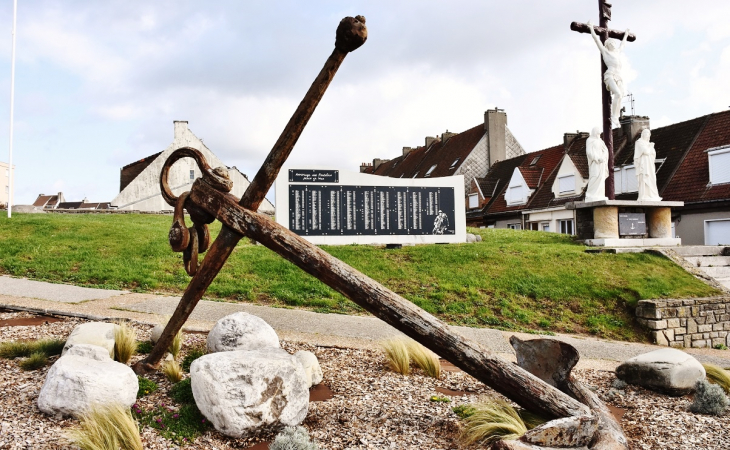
[{"left": 584, "top": 238, "right": 682, "bottom": 247}]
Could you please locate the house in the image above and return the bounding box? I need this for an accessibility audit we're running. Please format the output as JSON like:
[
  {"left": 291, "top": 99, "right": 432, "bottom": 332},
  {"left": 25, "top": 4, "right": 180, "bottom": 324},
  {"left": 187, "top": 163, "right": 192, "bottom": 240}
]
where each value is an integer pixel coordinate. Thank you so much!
[
  {"left": 111, "top": 121, "right": 275, "bottom": 214},
  {"left": 472, "top": 111, "right": 730, "bottom": 245},
  {"left": 360, "top": 109, "right": 526, "bottom": 194},
  {"left": 32, "top": 192, "right": 66, "bottom": 210},
  {"left": 0, "top": 161, "right": 13, "bottom": 208}
]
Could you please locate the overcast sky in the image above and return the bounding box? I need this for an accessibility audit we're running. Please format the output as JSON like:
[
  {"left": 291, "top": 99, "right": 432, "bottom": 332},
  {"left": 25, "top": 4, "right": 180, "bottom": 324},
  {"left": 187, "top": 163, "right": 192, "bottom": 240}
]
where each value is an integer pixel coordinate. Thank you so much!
[{"left": 1, "top": 1, "right": 729, "bottom": 205}]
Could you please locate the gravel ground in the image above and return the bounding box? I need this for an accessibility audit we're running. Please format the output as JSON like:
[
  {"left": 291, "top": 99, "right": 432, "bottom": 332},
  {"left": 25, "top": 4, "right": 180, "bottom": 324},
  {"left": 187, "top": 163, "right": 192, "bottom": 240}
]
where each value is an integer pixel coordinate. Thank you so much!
[{"left": 1, "top": 312, "right": 729, "bottom": 450}]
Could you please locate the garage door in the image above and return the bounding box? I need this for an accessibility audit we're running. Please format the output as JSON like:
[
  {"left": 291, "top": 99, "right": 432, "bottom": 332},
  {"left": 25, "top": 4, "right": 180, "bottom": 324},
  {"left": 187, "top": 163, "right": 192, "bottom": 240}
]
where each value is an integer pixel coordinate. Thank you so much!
[{"left": 706, "top": 220, "right": 730, "bottom": 245}]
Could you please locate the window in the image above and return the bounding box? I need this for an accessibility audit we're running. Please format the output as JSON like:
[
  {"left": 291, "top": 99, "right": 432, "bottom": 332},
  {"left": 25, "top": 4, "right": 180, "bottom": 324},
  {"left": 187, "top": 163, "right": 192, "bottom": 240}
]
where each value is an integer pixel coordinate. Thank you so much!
[
  {"left": 189, "top": 169, "right": 195, "bottom": 180},
  {"left": 507, "top": 185, "right": 525, "bottom": 205},
  {"left": 468, "top": 193, "right": 479, "bottom": 209},
  {"left": 425, "top": 164, "right": 437, "bottom": 177},
  {"left": 450, "top": 158, "right": 460, "bottom": 169},
  {"left": 507, "top": 223, "right": 522, "bottom": 230},
  {"left": 558, "top": 175, "right": 575, "bottom": 194},
  {"left": 614, "top": 168, "right": 622, "bottom": 194},
  {"left": 620, "top": 165, "right": 637, "bottom": 193},
  {"left": 529, "top": 155, "right": 542, "bottom": 166},
  {"left": 709, "top": 148, "right": 730, "bottom": 184},
  {"left": 559, "top": 219, "right": 574, "bottom": 235},
  {"left": 541, "top": 222, "right": 550, "bottom": 232}
]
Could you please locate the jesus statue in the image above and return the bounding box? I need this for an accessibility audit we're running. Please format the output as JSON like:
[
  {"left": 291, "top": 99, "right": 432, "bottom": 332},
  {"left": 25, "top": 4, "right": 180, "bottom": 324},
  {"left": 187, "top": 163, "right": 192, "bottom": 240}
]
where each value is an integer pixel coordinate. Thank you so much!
[{"left": 588, "top": 20, "right": 630, "bottom": 127}]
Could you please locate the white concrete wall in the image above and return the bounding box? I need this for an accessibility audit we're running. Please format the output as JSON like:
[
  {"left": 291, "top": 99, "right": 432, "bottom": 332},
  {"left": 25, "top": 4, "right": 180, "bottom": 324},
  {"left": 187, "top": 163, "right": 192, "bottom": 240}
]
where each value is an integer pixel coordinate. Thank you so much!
[
  {"left": 111, "top": 122, "right": 274, "bottom": 214},
  {"left": 0, "top": 161, "right": 13, "bottom": 206}
]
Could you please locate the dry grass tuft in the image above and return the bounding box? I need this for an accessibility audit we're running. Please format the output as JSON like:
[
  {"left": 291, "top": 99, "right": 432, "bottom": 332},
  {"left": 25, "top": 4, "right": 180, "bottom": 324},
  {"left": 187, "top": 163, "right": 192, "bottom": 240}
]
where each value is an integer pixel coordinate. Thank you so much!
[
  {"left": 461, "top": 398, "right": 528, "bottom": 445},
  {"left": 66, "top": 403, "right": 143, "bottom": 450},
  {"left": 19, "top": 351, "right": 48, "bottom": 371},
  {"left": 406, "top": 341, "right": 441, "bottom": 379},
  {"left": 169, "top": 329, "right": 183, "bottom": 360},
  {"left": 162, "top": 359, "right": 184, "bottom": 383},
  {"left": 381, "top": 339, "right": 410, "bottom": 375},
  {"left": 114, "top": 322, "right": 137, "bottom": 364},
  {"left": 704, "top": 363, "right": 730, "bottom": 395}
]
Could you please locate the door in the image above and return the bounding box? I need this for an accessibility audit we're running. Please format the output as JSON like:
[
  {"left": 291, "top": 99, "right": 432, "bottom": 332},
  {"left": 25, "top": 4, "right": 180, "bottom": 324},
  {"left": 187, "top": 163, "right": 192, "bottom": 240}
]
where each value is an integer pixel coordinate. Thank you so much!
[{"left": 706, "top": 219, "right": 730, "bottom": 245}]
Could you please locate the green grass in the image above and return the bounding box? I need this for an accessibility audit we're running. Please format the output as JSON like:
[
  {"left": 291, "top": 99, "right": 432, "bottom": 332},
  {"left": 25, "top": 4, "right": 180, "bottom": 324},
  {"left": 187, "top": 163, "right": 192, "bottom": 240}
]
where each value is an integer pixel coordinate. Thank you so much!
[
  {"left": 137, "top": 376, "right": 158, "bottom": 398},
  {"left": 66, "top": 403, "right": 143, "bottom": 450},
  {"left": 136, "top": 341, "right": 154, "bottom": 354},
  {"left": 19, "top": 351, "right": 48, "bottom": 371},
  {"left": 181, "top": 346, "right": 206, "bottom": 373},
  {"left": 0, "top": 214, "right": 721, "bottom": 341},
  {"left": 0, "top": 338, "right": 65, "bottom": 360},
  {"left": 169, "top": 378, "right": 195, "bottom": 404}
]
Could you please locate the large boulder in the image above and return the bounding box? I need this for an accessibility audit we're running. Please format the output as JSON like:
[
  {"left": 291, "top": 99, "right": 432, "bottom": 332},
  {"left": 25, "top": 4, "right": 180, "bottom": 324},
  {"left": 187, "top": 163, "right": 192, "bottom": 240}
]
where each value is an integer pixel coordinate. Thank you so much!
[
  {"left": 64, "top": 344, "right": 112, "bottom": 362},
  {"left": 150, "top": 324, "right": 164, "bottom": 343},
  {"left": 615, "top": 348, "right": 706, "bottom": 396},
  {"left": 62, "top": 322, "right": 117, "bottom": 358},
  {"left": 294, "top": 351, "right": 323, "bottom": 388},
  {"left": 206, "top": 312, "right": 280, "bottom": 353},
  {"left": 37, "top": 355, "right": 138, "bottom": 417},
  {"left": 190, "top": 349, "right": 309, "bottom": 438}
]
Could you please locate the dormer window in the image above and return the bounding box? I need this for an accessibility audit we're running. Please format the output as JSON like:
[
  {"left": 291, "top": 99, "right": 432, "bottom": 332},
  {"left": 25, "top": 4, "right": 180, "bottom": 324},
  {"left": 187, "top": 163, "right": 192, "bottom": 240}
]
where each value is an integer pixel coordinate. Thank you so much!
[
  {"left": 505, "top": 168, "right": 530, "bottom": 206},
  {"left": 708, "top": 146, "right": 730, "bottom": 184},
  {"left": 558, "top": 175, "right": 575, "bottom": 194},
  {"left": 425, "top": 164, "right": 437, "bottom": 177}
]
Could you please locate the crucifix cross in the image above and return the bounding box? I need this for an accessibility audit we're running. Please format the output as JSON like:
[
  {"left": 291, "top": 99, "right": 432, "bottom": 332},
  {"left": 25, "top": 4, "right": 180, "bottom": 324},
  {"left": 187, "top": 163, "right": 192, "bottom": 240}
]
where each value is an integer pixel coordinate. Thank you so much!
[{"left": 571, "top": 0, "right": 636, "bottom": 200}]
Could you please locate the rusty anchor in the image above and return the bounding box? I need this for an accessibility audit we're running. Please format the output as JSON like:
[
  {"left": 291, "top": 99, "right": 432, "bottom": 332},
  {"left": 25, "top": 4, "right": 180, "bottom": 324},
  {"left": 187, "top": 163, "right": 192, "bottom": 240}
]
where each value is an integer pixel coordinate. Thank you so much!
[{"left": 132, "top": 16, "right": 627, "bottom": 449}]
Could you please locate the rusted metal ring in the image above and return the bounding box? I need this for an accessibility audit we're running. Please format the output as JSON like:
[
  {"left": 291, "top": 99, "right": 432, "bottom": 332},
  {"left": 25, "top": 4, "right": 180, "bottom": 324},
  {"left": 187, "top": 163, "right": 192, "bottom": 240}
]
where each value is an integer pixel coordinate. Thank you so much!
[{"left": 159, "top": 147, "right": 233, "bottom": 207}]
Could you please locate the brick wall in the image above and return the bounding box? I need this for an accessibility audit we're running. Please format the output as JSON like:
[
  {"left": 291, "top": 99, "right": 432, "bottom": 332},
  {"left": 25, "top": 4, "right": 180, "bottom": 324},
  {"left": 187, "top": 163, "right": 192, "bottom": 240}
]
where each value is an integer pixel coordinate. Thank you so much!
[{"left": 636, "top": 297, "right": 730, "bottom": 348}]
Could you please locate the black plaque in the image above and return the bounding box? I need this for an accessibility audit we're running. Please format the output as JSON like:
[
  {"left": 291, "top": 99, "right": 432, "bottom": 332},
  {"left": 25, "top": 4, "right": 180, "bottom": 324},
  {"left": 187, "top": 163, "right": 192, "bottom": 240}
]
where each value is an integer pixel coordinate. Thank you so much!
[
  {"left": 289, "top": 169, "right": 339, "bottom": 183},
  {"left": 288, "top": 185, "right": 456, "bottom": 236},
  {"left": 619, "top": 213, "right": 646, "bottom": 236}
]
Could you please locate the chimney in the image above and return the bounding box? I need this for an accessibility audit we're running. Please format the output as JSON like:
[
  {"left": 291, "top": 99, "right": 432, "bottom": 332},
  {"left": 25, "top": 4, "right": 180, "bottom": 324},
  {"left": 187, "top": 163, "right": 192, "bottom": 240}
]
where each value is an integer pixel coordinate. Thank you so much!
[
  {"left": 485, "top": 108, "right": 507, "bottom": 167},
  {"left": 563, "top": 131, "right": 579, "bottom": 150},
  {"left": 402, "top": 146, "right": 413, "bottom": 157},
  {"left": 372, "top": 158, "right": 389, "bottom": 170},
  {"left": 425, "top": 136, "right": 439, "bottom": 148},
  {"left": 441, "top": 130, "right": 457, "bottom": 143},
  {"left": 619, "top": 115, "right": 650, "bottom": 139},
  {"left": 173, "top": 120, "right": 189, "bottom": 140},
  {"left": 360, "top": 162, "right": 369, "bottom": 173}
]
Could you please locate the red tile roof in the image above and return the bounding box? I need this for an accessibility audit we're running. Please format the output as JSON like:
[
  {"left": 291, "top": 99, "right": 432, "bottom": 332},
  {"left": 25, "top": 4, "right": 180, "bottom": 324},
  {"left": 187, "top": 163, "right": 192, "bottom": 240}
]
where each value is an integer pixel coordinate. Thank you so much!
[{"left": 32, "top": 195, "right": 55, "bottom": 207}]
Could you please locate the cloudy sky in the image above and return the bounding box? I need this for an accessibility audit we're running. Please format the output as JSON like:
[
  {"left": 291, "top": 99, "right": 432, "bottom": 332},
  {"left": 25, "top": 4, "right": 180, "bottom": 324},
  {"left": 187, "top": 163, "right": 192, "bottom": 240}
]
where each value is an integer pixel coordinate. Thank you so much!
[{"left": 1, "top": 1, "right": 729, "bottom": 205}]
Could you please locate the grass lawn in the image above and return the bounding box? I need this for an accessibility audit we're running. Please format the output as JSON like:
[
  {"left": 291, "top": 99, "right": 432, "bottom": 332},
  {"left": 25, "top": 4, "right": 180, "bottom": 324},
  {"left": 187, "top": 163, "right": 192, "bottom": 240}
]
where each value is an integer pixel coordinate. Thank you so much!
[{"left": 0, "top": 213, "right": 721, "bottom": 341}]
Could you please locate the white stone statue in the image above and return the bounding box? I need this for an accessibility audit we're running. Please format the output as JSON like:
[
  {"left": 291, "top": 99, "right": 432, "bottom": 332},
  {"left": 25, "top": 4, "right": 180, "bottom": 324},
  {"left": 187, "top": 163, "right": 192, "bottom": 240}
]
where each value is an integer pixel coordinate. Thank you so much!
[
  {"left": 588, "top": 21, "right": 630, "bottom": 127},
  {"left": 585, "top": 127, "right": 609, "bottom": 202},
  {"left": 634, "top": 128, "right": 662, "bottom": 201}
]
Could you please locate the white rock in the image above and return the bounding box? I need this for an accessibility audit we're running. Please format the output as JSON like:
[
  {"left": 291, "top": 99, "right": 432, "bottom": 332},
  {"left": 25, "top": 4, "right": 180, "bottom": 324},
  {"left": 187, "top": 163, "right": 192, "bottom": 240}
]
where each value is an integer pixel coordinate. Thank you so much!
[
  {"left": 475, "top": 234, "right": 483, "bottom": 242},
  {"left": 294, "top": 351, "right": 323, "bottom": 387},
  {"left": 150, "top": 324, "right": 165, "bottom": 343},
  {"left": 64, "top": 344, "right": 112, "bottom": 361},
  {"left": 616, "top": 348, "right": 706, "bottom": 396},
  {"left": 206, "top": 312, "right": 280, "bottom": 353},
  {"left": 37, "top": 355, "right": 138, "bottom": 417},
  {"left": 190, "top": 349, "right": 309, "bottom": 438},
  {"left": 465, "top": 233, "right": 476, "bottom": 243},
  {"left": 62, "top": 322, "right": 117, "bottom": 358}
]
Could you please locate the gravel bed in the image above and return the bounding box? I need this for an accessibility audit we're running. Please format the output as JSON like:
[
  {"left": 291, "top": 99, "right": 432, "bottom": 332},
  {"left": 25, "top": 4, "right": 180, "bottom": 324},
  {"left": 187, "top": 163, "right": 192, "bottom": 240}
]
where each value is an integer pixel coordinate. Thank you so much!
[{"left": 1, "top": 312, "right": 729, "bottom": 449}]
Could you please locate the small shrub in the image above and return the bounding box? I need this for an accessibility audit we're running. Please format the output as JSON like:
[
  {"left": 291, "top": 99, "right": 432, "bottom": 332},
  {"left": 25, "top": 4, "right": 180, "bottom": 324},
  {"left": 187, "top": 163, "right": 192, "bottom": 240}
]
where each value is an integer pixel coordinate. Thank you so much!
[
  {"left": 137, "top": 376, "right": 158, "bottom": 398},
  {"left": 19, "top": 351, "right": 48, "bottom": 371},
  {"left": 0, "top": 339, "right": 65, "bottom": 359},
  {"left": 168, "top": 330, "right": 183, "bottom": 360},
  {"left": 429, "top": 395, "right": 451, "bottom": 403},
  {"left": 169, "top": 378, "right": 195, "bottom": 404},
  {"left": 407, "top": 341, "right": 441, "bottom": 379},
  {"left": 381, "top": 339, "right": 410, "bottom": 375},
  {"left": 66, "top": 403, "right": 143, "bottom": 450},
  {"left": 133, "top": 403, "right": 210, "bottom": 445},
  {"left": 452, "top": 404, "right": 476, "bottom": 419},
  {"left": 136, "top": 341, "right": 153, "bottom": 354},
  {"left": 163, "top": 360, "right": 183, "bottom": 383},
  {"left": 690, "top": 379, "right": 729, "bottom": 415},
  {"left": 181, "top": 346, "right": 206, "bottom": 373},
  {"left": 269, "top": 426, "right": 320, "bottom": 450},
  {"left": 460, "top": 399, "right": 529, "bottom": 445},
  {"left": 114, "top": 322, "right": 137, "bottom": 364},
  {"left": 704, "top": 363, "right": 730, "bottom": 395},
  {"left": 713, "top": 343, "right": 728, "bottom": 350}
]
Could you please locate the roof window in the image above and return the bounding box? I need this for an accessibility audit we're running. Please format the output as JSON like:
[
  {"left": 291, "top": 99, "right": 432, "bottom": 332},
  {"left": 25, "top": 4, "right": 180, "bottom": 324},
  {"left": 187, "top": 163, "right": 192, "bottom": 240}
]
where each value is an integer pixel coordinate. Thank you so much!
[
  {"left": 425, "top": 165, "right": 437, "bottom": 177},
  {"left": 450, "top": 158, "right": 460, "bottom": 169},
  {"left": 529, "top": 155, "right": 542, "bottom": 166}
]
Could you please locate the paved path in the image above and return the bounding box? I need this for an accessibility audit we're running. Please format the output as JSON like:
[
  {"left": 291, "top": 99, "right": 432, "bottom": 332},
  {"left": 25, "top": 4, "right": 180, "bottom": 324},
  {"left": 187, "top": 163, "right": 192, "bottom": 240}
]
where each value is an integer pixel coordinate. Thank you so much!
[{"left": 2, "top": 275, "right": 730, "bottom": 368}]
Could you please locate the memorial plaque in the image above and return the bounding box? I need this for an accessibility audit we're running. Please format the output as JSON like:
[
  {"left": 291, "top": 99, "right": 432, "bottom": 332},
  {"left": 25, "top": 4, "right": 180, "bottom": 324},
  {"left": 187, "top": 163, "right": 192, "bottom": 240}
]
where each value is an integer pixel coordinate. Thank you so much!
[
  {"left": 277, "top": 167, "right": 465, "bottom": 245},
  {"left": 289, "top": 169, "right": 339, "bottom": 183},
  {"left": 619, "top": 213, "right": 646, "bottom": 236}
]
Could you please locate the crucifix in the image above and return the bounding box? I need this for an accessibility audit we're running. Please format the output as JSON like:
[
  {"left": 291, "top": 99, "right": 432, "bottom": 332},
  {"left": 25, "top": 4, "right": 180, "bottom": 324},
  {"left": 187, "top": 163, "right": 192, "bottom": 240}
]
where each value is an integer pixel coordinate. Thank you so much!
[
  {"left": 571, "top": 1, "right": 636, "bottom": 200},
  {"left": 133, "top": 16, "right": 628, "bottom": 448}
]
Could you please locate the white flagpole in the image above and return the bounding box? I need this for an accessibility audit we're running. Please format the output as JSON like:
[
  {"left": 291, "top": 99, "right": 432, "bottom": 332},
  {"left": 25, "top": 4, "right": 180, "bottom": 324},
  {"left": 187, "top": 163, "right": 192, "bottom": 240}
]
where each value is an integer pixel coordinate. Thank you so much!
[{"left": 7, "top": 0, "right": 17, "bottom": 218}]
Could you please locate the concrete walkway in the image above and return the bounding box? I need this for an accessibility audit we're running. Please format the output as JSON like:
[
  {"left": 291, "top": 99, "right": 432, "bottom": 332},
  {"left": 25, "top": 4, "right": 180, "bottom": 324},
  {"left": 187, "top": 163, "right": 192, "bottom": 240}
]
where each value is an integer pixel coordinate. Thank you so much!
[{"left": 2, "top": 275, "right": 730, "bottom": 368}]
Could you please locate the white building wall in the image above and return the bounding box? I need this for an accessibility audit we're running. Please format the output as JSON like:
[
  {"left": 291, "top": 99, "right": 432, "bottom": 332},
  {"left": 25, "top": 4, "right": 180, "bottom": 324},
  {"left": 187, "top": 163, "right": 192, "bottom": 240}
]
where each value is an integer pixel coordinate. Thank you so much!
[
  {"left": 455, "top": 133, "right": 487, "bottom": 193},
  {"left": 0, "top": 161, "right": 13, "bottom": 207},
  {"left": 551, "top": 156, "right": 586, "bottom": 199},
  {"left": 111, "top": 121, "right": 274, "bottom": 214}
]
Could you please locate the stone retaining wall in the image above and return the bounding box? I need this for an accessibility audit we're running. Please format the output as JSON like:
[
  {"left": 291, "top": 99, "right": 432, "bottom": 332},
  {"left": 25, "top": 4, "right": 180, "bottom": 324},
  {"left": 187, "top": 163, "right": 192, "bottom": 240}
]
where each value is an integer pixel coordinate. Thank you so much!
[{"left": 636, "top": 297, "right": 730, "bottom": 348}]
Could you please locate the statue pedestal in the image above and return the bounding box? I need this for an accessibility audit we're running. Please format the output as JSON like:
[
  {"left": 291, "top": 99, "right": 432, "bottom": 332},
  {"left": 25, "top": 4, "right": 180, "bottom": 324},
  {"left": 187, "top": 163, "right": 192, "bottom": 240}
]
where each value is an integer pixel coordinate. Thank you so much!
[{"left": 566, "top": 200, "right": 683, "bottom": 247}]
